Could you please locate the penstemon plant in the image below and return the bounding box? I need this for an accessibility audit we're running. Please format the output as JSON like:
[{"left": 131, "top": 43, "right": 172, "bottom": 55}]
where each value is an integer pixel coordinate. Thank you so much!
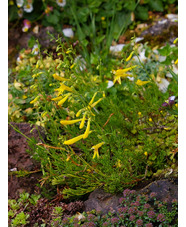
[{"left": 9, "top": 35, "right": 178, "bottom": 198}]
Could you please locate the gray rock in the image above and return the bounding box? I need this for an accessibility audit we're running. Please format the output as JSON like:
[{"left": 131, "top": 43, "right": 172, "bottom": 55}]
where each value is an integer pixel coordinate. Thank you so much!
[
  {"left": 84, "top": 188, "right": 120, "bottom": 214},
  {"left": 84, "top": 179, "right": 177, "bottom": 214},
  {"left": 139, "top": 179, "right": 178, "bottom": 205},
  {"left": 140, "top": 17, "right": 178, "bottom": 45}
]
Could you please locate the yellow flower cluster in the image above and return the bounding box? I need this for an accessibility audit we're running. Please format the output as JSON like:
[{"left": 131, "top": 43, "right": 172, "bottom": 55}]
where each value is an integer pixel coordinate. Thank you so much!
[
  {"left": 61, "top": 92, "right": 105, "bottom": 145},
  {"left": 51, "top": 73, "right": 73, "bottom": 106},
  {"left": 112, "top": 65, "right": 137, "bottom": 84}
]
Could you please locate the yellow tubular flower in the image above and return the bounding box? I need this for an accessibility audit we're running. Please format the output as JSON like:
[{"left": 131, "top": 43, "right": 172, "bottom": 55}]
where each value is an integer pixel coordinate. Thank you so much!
[
  {"left": 89, "top": 92, "right": 98, "bottom": 106},
  {"left": 58, "top": 93, "right": 71, "bottom": 106},
  {"left": 60, "top": 118, "right": 83, "bottom": 125},
  {"left": 55, "top": 83, "right": 72, "bottom": 94},
  {"left": 114, "top": 74, "right": 129, "bottom": 84},
  {"left": 30, "top": 96, "right": 40, "bottom": 104},
  {"left": 113, "top": 76, "right": 121, "bottom": 84},
  {"left": 136, "top": 79, "right": 150, "bottom": 86},
  {"left": 174, "top": 59, "right": 178, "bottom": 64},
  {"left": 91, "top": 142, "right": 105, "bottom": 150},
  {"left": 79, "top": 112, "right": 87, "bottom": 129},
  {"left": 32, "top": 72, "right": 42, "bottom": 79},
  {"left": 91, "top": 98, "right": 103, "bottom": 108},
  {"left": 126, "top": 51, "right": 134, "bottom": 62},
  {"left": 93, "top": 149, "right": 99, "bottom": 159},
  {"left": 64, "top": 131, "right": 92, "bottom": 145},
  {"left": 91, "top": 142, "right": 105, "bottom": 159},
  {"left": 53, "top": 73, "right": 69, "bottom": 81},
  {"left": 66, "top": 155, "right": 71, "bottom": 161},
  {"left": 76, "top": 109, "right": 83, "bottom": 117},
  {"left": 41, "top": 112, "right": 47, "bottom": 118},
  {"left": 64, "top": 134, "right": 85, "bottom": 145},
  {"left": 83, "top": 118, "right": 91, "bottom": 139},
  {"left": 70, "top": 64, "right": 75, "bottom": 69},
  {"left": 51, "top": 96, "right": 63, "bottom": 101},
  {"left": 173, "top": 38, "right": 178, "bottom": 44},
  {"left": 114, "top": 66, "right": 137, "bottom": 76},
  {"left": 113, "top": 66, "right": 137, "bottom": 84}
]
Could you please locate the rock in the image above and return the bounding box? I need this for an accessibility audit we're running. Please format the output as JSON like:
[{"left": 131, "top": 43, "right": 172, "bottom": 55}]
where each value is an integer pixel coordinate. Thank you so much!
[
  {"left": 84, "top": 188, "right": 120, "bottom": 214},
  {"left": 140, "top": 16, "right": 178, "bottom": 46},
  {"left": 8, "top": 25, "right": 62, "bottom": 67},
  {"left": 139, "top": 179, "right": 178, "bottom": 210},
  {"left": 84, "top": 178, "right": 177, "bottom": 214},
  {"left": 8, "top": 122, "right": 46, "bottom": 199},
  {"left": 31, "top": 26, "right": 63, "bottom": 49}
]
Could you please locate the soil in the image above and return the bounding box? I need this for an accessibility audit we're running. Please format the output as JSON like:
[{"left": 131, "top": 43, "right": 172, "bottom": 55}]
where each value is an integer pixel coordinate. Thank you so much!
[{"left": 8, "top": 122, "right": 44, "bottom": 199}]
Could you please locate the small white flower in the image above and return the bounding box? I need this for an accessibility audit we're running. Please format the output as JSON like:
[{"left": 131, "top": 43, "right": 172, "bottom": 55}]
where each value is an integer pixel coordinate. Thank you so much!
[
  {"left": 16, "top": 0, "right": 24, "bottom": 8},
  {"left": 23, "top": 3, "right": 33, "bottom": 13},
  {"left": 107, "top": 80, "right": 114, "bottom": 88},
  {"left": 22, "top": 26, "right": 29, "bottom": 32},
  {"left": 156, "top": 78, "right": 170, "bottom": 93},
  {"left": 110, "top": 44, "right": 125, "bottom": 53},
  {"left": 56, "top": 0, "right": 66, "bottom": 7},
  {"left": 32, "top": 44, "right": 39, "bottom": 55},
  {"left": 62, "top": 28, "right": 74, "bottom": 38}
]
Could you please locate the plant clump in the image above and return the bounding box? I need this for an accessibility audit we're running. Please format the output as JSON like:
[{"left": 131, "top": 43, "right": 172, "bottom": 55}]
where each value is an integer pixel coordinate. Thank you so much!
[{"left": 8, "top": 35, "right": 178, "bottom": 199}]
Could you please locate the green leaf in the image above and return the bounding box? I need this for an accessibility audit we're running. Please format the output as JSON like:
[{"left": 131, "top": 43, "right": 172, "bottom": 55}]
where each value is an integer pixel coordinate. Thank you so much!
[
  {"left": 124, "top": 0, "right": 138, "bottom": 11},
  {"left": 90, "top": 53, "right": 99, "bottom": 65},
  {"left": 77, "top": 7, "right": 90, "bottom": 22},
  {"left": 87, "top": 0, "right": 102, "bottom": 9},
  {"left": 167, "top": 0, "right": 176, "bottom": 3},
  {"left": 158, "top": 44, "right": 171, "bottom": 56},
  {"left": 148, "top": 0, "right": 164, "bottom": 12},
  {"left": 112, "top": 11, "right": 132, "bottom": 40},
  {"left": 46, "top": 13, "right": 59, "bottom": 24},
  {"left": 81, "top": 39, "right": 89, "bottom": 47},
  {"left": 8, "top": 5, "right": 19, "bottom": 22},
  {"left": 95, "top": 35, "right": 105, "bottom": 45},
  {"left": 8, "top": 210, "right": 15, "bottom": 218},
  {"left": 28, "top": 36, "right": 36, "bottom": 48},
  {"left": 135, "top": 5, "right": 149, "bottom": 20}
]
